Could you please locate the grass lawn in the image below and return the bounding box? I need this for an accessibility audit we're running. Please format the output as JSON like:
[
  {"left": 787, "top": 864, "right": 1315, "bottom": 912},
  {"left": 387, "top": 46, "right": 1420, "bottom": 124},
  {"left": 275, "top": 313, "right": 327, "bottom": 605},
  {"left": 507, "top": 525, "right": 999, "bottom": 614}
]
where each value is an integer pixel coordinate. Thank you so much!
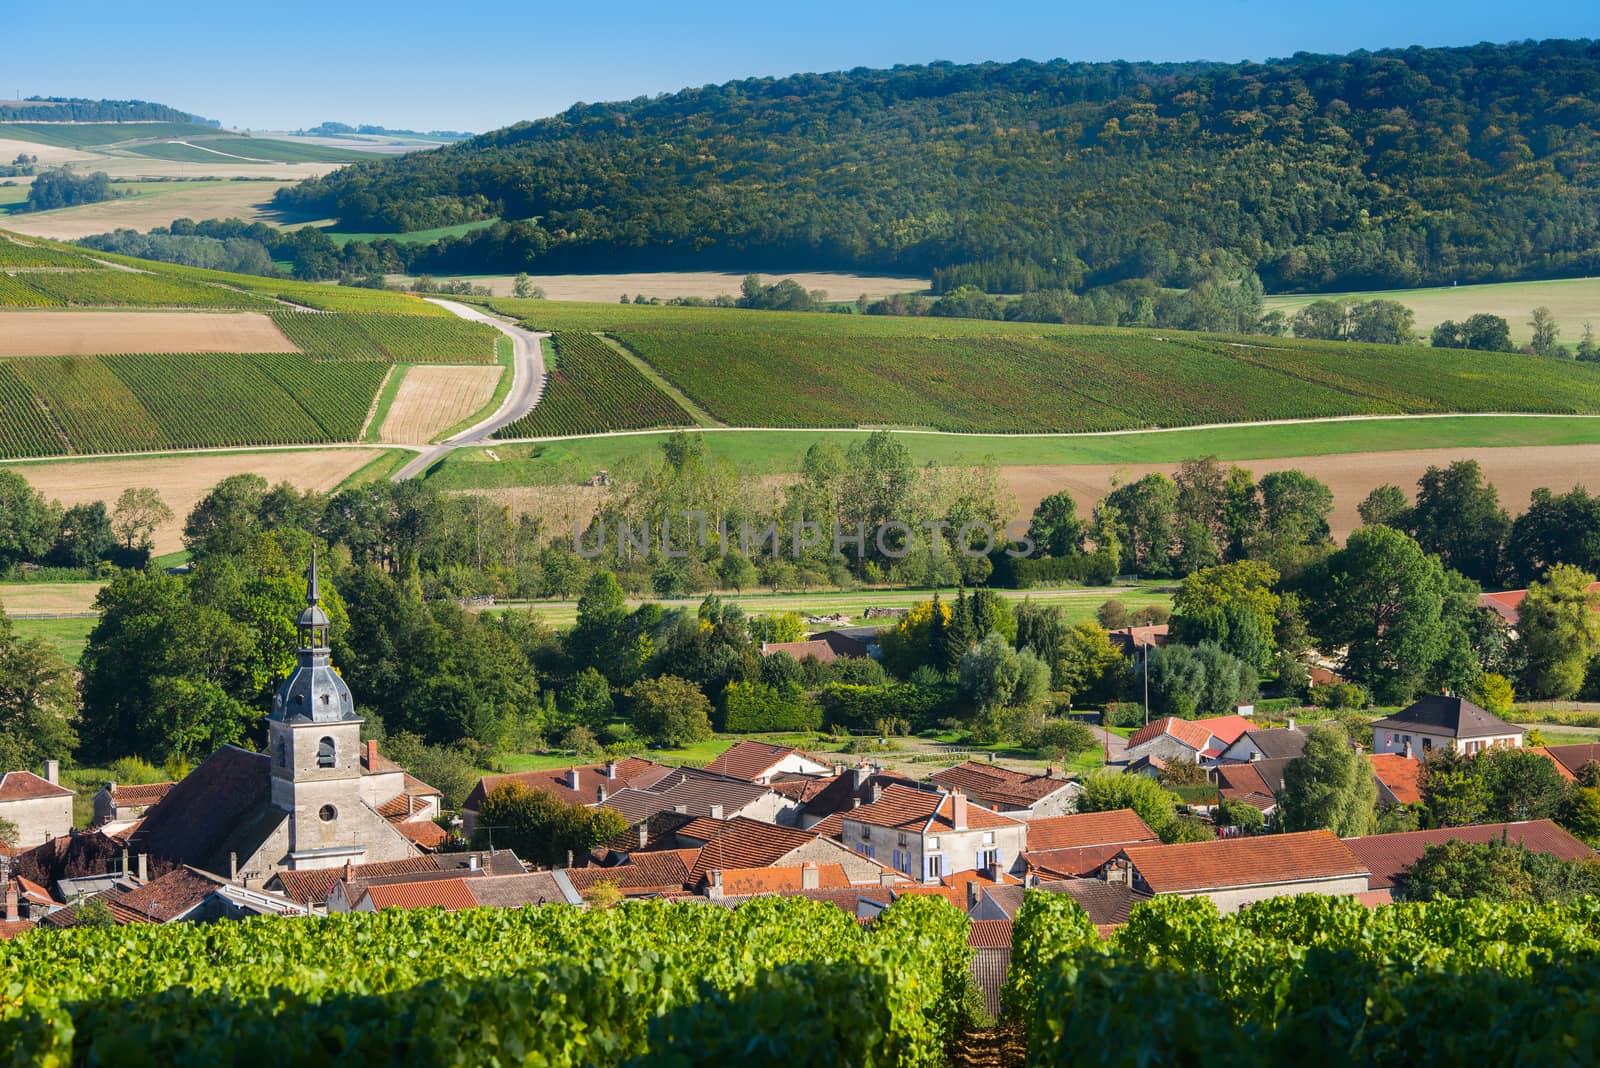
[
  {"left": 0, "top": 581, "right": 103, "bottom": 615},
  {"left": 1264, "top": 276, "right": 1600, "bottom": 347},
  {"left": 490, "top": 731, "right": 832, "bottom": 774},
  {"left": 425, "top": 414, "right": 1600, "bottom": 490},
  {"left": 322, "top": 218, "right": 500, "bottom": 246},
  {"left": 363, "top": 365, "right": 409, "bottom": 443},
  {"left": 487, "top": 583, "right": 1172, "bottom": 630},
  {"left": 10, "top": 616, "right": 95, "bottom": 664}
]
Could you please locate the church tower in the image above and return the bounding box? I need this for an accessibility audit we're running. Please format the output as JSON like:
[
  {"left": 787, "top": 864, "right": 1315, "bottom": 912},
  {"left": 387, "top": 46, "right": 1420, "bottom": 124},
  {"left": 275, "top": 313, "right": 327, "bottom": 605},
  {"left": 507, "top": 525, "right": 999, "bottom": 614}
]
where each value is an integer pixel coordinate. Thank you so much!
[{"left": 268, "top": 549, "right": 367, "bottom": 866}]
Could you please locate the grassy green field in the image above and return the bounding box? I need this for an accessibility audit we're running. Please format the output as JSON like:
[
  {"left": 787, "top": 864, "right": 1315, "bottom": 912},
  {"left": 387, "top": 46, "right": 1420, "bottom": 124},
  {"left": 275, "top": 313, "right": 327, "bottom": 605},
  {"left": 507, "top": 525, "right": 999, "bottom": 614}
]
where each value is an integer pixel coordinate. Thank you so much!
[
  {"left": 464, "top": 299, "right": 1600, "bottom": 435},
  {"left": 1263, "top": 276, "right": 1600, "bottom": 347},
  {"left": 424, "top": 414, "right": 1600, "bottom": 489},
  {"left": 11, "top": 616, "right": 94, "bottom": 665},
  {"left": 486, "top": 582, "right": 1171, "bottom": 630},
  {"left": 321, "top": 218, "right": 501, "bottom": 246}
]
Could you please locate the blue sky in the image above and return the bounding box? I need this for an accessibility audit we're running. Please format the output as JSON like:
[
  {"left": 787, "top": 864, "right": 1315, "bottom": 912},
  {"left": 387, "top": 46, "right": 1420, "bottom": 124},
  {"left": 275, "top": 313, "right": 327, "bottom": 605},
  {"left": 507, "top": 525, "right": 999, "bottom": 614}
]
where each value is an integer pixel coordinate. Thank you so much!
[{"left": 5, "top": 0, "right": 1594, "bottom": 132}]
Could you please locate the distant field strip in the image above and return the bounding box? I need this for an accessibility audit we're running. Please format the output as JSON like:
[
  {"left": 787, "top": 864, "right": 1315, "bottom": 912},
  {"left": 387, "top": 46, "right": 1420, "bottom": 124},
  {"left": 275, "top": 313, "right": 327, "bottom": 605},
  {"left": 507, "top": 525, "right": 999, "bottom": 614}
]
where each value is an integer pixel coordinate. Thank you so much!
[
  {"left": 0, "top": 269, "right": 268, "bottom": 309},
  {"left": 493, "top": 331, "right": 693, "bottom": 437},
  {"left": 0, "top": 353, "right": 386, "bottom": 457},
  {"left": 0, "top": 312, "right": 297, "bottom": 357},
  {"left": 478, "top": 300, "right": 1600, "bottom": 433},
  {"left": 0, "top": 122, "right": 213, "bottom": 148},
  {"left": 270, "top": 311, "right": 498, "bottom": 362},
  {"left": 380, "top": 364, "right": 504, "bottom": 442}
]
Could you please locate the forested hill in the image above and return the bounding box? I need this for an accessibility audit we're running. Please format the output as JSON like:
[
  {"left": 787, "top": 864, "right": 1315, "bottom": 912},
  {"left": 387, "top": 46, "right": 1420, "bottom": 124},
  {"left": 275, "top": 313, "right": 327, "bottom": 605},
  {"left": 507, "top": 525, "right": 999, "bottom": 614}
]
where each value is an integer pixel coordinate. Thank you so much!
[
  {"left": 0, "top": 97, "right": 216, "bottom": 125},
  {"left": 274, "top": 40, "right": 1600, "bottom": 293}
]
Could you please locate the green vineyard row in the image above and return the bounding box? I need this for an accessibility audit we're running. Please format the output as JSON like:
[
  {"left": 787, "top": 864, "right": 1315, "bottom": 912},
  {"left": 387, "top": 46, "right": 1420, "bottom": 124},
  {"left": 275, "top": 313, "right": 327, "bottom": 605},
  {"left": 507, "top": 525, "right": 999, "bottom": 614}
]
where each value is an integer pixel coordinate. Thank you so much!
[
  {"left": 0, "top": 236, "right": 98, "bottom": 269},
  {"left": 0, "top": 352, "right": 386, "bottom": 458},
  {"left": 0, "top": 895, "right": 968, "bottom": 1067},
  {"left": 270, "top": 310, "right": 499, "bottom": 363},
  {"left": 493, "top": 331, "right": 693, "bottom": 437},
  {"left": 0, "top": 269, "right": 268, "bottom": 309}
]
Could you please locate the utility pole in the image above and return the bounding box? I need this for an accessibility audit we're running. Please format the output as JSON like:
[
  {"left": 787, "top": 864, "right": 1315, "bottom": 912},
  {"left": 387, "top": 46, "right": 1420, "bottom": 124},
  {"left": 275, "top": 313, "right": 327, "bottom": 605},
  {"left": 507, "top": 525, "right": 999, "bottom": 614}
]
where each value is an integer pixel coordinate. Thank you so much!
[{"left": 1142, "top": 640, "right": 1150, "bottom": 726}]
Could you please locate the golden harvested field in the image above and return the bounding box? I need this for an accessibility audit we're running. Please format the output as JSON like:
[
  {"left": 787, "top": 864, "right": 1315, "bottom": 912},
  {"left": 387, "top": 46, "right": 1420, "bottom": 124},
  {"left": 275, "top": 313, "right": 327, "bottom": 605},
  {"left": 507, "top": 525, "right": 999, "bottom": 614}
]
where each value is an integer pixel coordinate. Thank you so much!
[
  {"left": 1263, "top": 277, "right": 1600, "bottom": 346},
  {"left": 380, "top": 365, "right": 504, "bottom": 443},
  {"left": 0, "top": 137, "right": 98, "bottom": 166},
  {"left": 1, "top": 180, "right": 310, "bottom": 240},
  {"left": 1002, "top": 443, "right": 1600, "bottom": 544},
  {"left": 9, "top": 449, "right": 387, "bottom": 554},
  {"left": 0, "top": 311, "right": 298, "bottom": 356},
  {"left": 385, "top": 269, "right": 929, "bottom": 301},
  {"left": 0, "top": 582, "right": 101, "bottom": 616},
  {"left": 449, "top": 484, "right": 608, "bottom": 536}
]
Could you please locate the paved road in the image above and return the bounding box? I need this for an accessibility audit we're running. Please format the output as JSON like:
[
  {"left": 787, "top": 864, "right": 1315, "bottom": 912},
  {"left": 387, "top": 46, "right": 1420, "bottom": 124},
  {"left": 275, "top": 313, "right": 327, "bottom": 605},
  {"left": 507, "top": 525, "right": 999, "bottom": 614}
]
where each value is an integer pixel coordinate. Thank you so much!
[{"left": 392, "top": 299, "right": 547, "bottom": 481}]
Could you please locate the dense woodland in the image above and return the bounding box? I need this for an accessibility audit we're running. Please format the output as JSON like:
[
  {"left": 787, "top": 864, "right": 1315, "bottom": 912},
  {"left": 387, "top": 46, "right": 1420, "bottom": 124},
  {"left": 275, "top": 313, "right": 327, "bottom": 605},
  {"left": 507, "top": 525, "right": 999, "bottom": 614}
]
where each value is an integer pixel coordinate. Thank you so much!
[
  {"left": 0, "top": 98, "right": 213, "bottom": 124},
  {"left": 275, "top": 40, "right": 1600, "bottom": 292}
]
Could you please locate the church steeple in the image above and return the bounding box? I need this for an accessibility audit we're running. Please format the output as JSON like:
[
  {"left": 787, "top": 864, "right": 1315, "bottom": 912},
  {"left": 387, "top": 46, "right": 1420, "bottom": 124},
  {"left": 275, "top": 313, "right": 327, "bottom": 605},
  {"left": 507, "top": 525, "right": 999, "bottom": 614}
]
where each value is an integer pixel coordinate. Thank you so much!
[{"left": 271, "top": 547, "right": 354, "bottom": 723}]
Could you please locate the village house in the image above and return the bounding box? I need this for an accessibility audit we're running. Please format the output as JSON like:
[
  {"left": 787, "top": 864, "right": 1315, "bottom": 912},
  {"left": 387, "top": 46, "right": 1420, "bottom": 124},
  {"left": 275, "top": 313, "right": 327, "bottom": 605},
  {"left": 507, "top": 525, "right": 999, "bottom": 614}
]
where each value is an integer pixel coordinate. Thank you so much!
[
  {"left": 599, "top": 768, "right": 799, "bottom": 826},
  {"left": 968, "top": 876, "right": 1150, "bottom": 927},
  {"left": 1529, "top": 743, "right": 1600, "bottom": 781},
  {"left": 701, "top": 740, "right": 832, "bottom": 784},
  {"left": 759, "top": 629, "right": 875, "bottom": 663},
  {"left": 1478, "top": 581, "right": 1600, "bottom": 631},
  {"left": 1342, "top": 820, "right": 1595, "bottom": 902},
  {"left": 91, "top": 781, "right": 175, "bottom": 826},
  {"left": 837, "top": 784, "right": 1027, "bottom": 882},
  {"left": 926, "top": 760, "right": 1079, "bottom": 819},
  {"left": 1105, "top": 830, "right": 1371, "bottom": 912},
  {"left": 1123, "top": 714, "right": 1256, "bottom": 766},
  {"left": 1106, "top": 624, "right": 1169, "bottom": 657},
  {"left": 773, "top": 762, "right": 919, "bottom": 829},
  {"left": 42, "top": 865, "right": 306, "bottom": 928},
  {"left": 0, "top": 763, "right": 73, "bottom": 849},
  {"left": 1018, "top": 808, "right": 1161, "bottom": 880},
  {"left": 272, "top": 851, "right": 526, "bottom": 910},
  {"left": 1368, "top": 754, "right": 1425, "bottom": 808},
  {"left": 1216, "top": 724, "right": 1309, "bottom": 764},
  {"left": 462, "top": 757, "right": 674, "bottom": 836},
  {"left": 1369, "top": 694, "right": 1523, "bottom": 757}
]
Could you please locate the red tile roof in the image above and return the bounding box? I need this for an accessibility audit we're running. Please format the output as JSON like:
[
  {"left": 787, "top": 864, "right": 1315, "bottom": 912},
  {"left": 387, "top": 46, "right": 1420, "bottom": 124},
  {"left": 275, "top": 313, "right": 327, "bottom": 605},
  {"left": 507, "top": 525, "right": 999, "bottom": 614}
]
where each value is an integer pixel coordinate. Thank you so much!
[
  {"left": 274, "top": 856, "right": 441, "bottom": 905},
  {"left": 1125, "top": 715, "right": 1255, "bottom": 754},
  {"left": 1024, "top": 809, "right": 1158, "bottom": 851},
  {"left": 768, "top": 775, "right": 839, "bottom": 803},
  {"left": 1368, "top": 754, "right": 1424, "bottom": 805},
  {"left": 106, "top": 782, "right": 174, "bottom": 807},
  {"left": 1107, "top": 624, "right": 1169, "bottom": 655},
  {"left": 968, "top": 919, "right": 1014, "bottom": 949},
  {"left": 762, "top": 632, "right": 872, "bottom": 663},
  {"left": 114, "top": 866, "right": 223, "bottom": 922},
  {"left": 464, "top": 757, "right": 671, "bottom": 810},
  {"left": 1024, "top": 844, "right": 1136, "bottom": 880},
  {"left": 362, "top": 877, "right": 478, "bottom": 911},
  {"left": 565, "top": 851, "right": 695, "bottom": 893},
  {"left": 465, "top": 872, "right": 568, "bottom": 908},
  {"left": 0, "top": 919, "right": 34, "bottom": 940},
  {"left": 702, "top": 741, "right": 817, "bottom": 782},
  {"left": 1342, "top": 820, "right": 1596, "bottom": 890},
  {"left": 685, "top": 817, "right": 821, "bottom": 883},
  {"left": 393, "top": 820, "right": 449, "bottom": 849},
  {"left": 843, "top": 784, "right": 1023, "bottom": 834},
  {"left": 1533, "top": 743, "right": 1600, "bottom": 781},
  {"left": 1120, "top": 830, "right": 1369, "bottom": 894},
  {"left": 1478, "top": 582, "right": 1600, "bottom": 627},
  {"left": 808, "top": 812, "right": 846, "bottom": 839},
  {"left": 0, "top": 770, "right": 72, "bottom": 802},
  {"left": 927, "top": 761, "right": 1071, "bottom": 807},
  {"left": 715, "top": 863, "right": 852, "bottom": 895},
  {"left": 1216, "top": 762, "right": 1281, "bottom": 811}
]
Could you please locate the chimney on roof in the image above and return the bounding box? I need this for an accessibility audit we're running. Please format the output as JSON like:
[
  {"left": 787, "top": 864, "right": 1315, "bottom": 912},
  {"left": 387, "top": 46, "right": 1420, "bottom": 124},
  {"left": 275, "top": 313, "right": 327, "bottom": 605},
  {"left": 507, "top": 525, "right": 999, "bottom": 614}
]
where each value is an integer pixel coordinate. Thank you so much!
[
  {"left": 229, "top": 852, "right": 237, "bottom": 881},
  {"left": 43, "top": 760, "right": 58, "bottom": 785},
  {"left": 3, "top": 881, "right": 15, "bottom": 923},
  {"left": 567, "top": 767, "right": 581, "bottom": 791},
  {"left": 596, "top": 785, "right": 607, "bottom": 803},
  {"left": 879, "top": 870, "right": 897, "bottom": 887},
  {"left": 1403, "top": 738, "right": 1414, "bottom": 760},
  {"left": 673, "top": 804, "right": 687, "bottom": 814},
  {"left": 832, "top": 763, "right": 845, "bottom": 777},
  {"left": 709, "top": 804, "right": 724, "bottom": 820},
  {"left": 952, "top": 792, "right": 968, "bottom": 832},
  {"left": 869, "top": 780, "right": 883, "bottom": 805},
  {"left": 1287, "top": 716, "right": 1296, "bottom": 732},
  {"left": 967, "top": 879, "right": 980, "bottom": 910},
  {"left": 707, "top": 869, "right": 724, "bottom": 900},
  {"left": 137, "top": 853, "right": 147, "bottom": 884},
  {"left": 987, "top": 752, "right": 996, "bottom": 763},
  {"left": 343, "top": 858, "right": 355, "bottom": 883},
  {"left": 638, "top": 823, "right": 649, "bottom": 849},
  {"left": 1047, "top": 765, "right": 1062, "bottom": 781},
  {"left": 801, "top": 861, "right": 819, "bottom": 890},
  {"left": 605, "top": 760, "right": 618, "bottom": 780},
  {"left": 852, "top": 764, "right": 871, "bottom": 791},
  {"left": 121, "top": 847, "right": 129, "bottom": 879},
  {"left": 365, "top": 740, "right": 378, "bottom": 769},
  {"left": 986, "top": 859, "right": 1003, "bottom": 883}
]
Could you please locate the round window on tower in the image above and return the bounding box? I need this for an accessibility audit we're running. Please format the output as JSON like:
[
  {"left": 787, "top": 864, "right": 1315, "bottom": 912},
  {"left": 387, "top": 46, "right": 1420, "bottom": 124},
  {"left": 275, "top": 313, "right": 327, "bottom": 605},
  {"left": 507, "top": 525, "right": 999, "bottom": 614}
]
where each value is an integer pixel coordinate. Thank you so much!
[{"left": 319, "top": 804, "right": 337, "bottom": 822}]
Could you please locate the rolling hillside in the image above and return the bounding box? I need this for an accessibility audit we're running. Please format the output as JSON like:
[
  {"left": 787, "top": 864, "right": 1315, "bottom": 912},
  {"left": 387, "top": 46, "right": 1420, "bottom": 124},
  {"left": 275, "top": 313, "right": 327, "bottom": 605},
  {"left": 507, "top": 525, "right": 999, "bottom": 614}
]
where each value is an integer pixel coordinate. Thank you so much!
[{"left": 276, "top": 39, "right": 1600, "bottom": 291}]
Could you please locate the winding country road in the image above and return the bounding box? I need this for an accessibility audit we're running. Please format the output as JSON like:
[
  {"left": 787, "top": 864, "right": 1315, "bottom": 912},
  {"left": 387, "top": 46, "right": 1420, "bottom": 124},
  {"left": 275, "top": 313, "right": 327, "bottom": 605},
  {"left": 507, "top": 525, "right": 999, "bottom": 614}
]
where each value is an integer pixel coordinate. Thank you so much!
[{"left": 391, "top": 299, "right": 547, "bottom": 480}]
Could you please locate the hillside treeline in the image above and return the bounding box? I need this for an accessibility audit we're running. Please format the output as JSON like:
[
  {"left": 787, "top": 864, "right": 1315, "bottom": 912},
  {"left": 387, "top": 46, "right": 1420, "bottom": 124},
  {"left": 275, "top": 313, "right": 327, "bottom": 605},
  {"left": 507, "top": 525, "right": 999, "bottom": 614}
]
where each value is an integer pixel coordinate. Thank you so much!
[
  {"left": 275, "top": 39, "right": 1600, "bottom": 292},
  {"left": 0, "top": 97, "right": 213, "bottom": 124}
]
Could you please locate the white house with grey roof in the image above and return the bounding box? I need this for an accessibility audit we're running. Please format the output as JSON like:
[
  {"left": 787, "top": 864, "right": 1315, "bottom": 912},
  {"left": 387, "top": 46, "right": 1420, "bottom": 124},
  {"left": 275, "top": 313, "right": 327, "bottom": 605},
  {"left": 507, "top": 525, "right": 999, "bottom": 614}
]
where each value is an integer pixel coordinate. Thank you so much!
[{"left": 1369, "top": 695, "right": 1522, "bottom": 758}]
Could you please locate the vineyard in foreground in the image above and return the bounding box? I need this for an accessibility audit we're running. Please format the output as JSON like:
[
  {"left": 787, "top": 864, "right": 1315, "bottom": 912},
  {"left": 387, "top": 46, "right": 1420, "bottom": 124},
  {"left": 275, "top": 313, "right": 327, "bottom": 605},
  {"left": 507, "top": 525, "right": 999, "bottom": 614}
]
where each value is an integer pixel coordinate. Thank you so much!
[
  {"left": 493, "top": 330, "right": 692, "bottom": 437},
  {"left": 476, "top": 299, "right": 1600, "bottom": 434},
  {"left": 0, "top": 353, "right": 386, "bottom": 457},
  {"left": 0, "top": 896, "right": 967, "bottom": 1066}
]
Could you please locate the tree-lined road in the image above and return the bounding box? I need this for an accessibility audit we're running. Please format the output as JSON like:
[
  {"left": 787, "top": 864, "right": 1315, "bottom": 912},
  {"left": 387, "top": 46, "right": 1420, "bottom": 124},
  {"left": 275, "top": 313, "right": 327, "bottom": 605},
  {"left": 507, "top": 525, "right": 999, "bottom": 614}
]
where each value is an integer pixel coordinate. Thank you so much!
[{"left": 391, "top": 299, "right": 547, "bottom": 481}]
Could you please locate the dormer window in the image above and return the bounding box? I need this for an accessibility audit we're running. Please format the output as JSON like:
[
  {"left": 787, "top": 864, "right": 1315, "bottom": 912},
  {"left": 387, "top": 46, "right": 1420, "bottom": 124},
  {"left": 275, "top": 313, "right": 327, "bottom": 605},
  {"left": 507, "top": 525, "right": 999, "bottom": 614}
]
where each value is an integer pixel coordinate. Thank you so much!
[{"left": 317, "top": 737, "right": 336, "bottom": 769}]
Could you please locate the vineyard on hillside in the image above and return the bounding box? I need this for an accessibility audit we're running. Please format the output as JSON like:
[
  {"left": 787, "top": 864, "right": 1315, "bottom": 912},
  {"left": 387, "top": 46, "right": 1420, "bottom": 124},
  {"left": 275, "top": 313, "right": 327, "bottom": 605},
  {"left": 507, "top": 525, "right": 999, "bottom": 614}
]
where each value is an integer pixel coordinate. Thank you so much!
[
  {"left": 0, "top": 270, "right": 268, "bottom": 309},
  {"left": 0, "top": 895, "right": 968, "bottom": 1065},
  {"left": 0, "top": 236, "right": 98, "bottom": 268},
  {"left": 474, "top": 300, "right": 1600, "bottom": 433},
  {"left": 493, "top": 331, "right": 692, "bottom": 437},
  {"left": 0, "top": 353, "right": 386, "bottom": 457},
  {"left": 270, "top": 311, "right": 497, "bottom": 363}
]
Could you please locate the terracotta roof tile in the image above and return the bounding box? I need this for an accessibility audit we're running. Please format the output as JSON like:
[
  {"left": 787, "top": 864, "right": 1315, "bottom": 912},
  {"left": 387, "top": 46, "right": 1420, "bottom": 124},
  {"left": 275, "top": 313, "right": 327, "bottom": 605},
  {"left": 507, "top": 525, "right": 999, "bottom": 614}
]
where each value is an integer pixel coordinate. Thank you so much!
[
  {"left": 1342, "top": 820, "right": 1596, "bottom": 890},
  {"left": 0, "top": 919, "right": 34, "bottom": 940},
  {"left": 114, "top": 867, "right": 224, "bottom": 922},
  {"left": 968, "top": 918, "right": 1013, "bottom": 949},
  {"left": 927, "top": 761, "right": 1070, "bottom": 806},
  {"left": 841, "top": 784, "right": 1022, "bottom": 834},
  {"left": 1368, "top": 754, "right": 1424, "bottom": 805},
  {"left": 106, "top": 782, "right": 174, "bottom": 807},
  {"left": 1534, "top": 743, "right": 1600, "bottom": 780},
  {"left": 809, "top": 812, "right": 846, "bottom": 839},
  {"left": 465, "top": 872, "right": 567, "bottom": 908},
  {"left": 686, "top": 817, "right": 820, "bottom": 883},
  {"left": 1024, "top": 844, "right": 1133, "bottom": 879},
  {"left": 674, "top": 816, "right": 732, "bottom": 842},
  {"left": 703, "top": 741, "right": 819, "bottom": 782},
  {"left": 979, "top": 879, "right": 1151, "bottom": 925},
  {"left": 714, "top": 863, "right": 852, "bottom": 895},
  {"left": 0, "top": 771, "right": 72, "bottom": 801},
  {"left": 392, "top": 820, "right": 449, "bottom": 849},
  {"left": 363, "top": 877, "right": 477, "bottom": 911},
  {"left": 1024, "top": 809, "right": 1158, "bottom": 851},
  {"left": 1126, "top": 714, "right": 1255, "bottom": 754},
  {"left": 1121, "top": 830, "right": 1369, "bottom": 894},
  {"left": 274, "top": 856, "right": 441, "bottom": 905},
  {"left": 465, "top": 758, "right": 670, "bottom": 810}
]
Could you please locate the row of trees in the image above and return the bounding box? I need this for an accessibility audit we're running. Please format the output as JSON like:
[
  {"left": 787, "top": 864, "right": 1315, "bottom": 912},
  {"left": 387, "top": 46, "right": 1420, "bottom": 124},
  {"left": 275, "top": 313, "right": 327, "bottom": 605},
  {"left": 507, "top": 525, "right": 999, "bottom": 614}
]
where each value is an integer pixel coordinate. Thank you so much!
[{"left": 0, "top": 473, "right": 172, "bottom": 573}]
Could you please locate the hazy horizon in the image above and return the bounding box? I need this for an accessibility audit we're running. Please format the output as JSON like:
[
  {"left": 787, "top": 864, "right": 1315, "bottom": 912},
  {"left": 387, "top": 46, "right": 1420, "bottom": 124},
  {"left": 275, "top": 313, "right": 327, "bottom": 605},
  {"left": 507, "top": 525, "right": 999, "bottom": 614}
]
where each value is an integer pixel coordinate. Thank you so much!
[{"left": 5, "top": 0, "right": 1595, "bottom": 133}]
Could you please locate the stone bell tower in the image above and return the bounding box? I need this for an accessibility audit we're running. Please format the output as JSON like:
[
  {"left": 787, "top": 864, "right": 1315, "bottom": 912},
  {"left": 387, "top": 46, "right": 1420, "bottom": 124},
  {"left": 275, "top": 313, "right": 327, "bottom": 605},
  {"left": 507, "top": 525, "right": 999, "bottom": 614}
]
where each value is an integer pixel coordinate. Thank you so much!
[{"left": 267, "top": 549, "right": 367, "bottom": 867}]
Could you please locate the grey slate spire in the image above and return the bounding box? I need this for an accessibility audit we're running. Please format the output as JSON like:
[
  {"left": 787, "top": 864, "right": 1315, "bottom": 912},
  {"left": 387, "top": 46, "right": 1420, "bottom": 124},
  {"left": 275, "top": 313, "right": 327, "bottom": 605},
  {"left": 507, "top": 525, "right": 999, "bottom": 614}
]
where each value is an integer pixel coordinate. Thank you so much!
[{"left": 271, "top": 546, "right": 355, "bottom": 723}]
